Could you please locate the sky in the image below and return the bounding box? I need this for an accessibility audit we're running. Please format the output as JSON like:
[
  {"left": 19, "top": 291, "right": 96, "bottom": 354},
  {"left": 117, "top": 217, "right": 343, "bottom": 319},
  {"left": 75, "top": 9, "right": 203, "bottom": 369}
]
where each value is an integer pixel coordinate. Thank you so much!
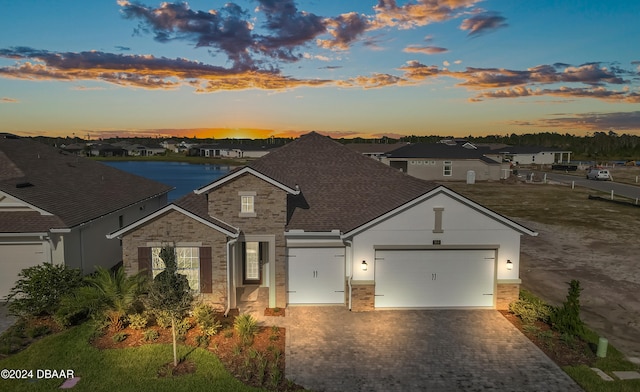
[{"left": 0, "top": 0, "right": 639, "bottom": 140}]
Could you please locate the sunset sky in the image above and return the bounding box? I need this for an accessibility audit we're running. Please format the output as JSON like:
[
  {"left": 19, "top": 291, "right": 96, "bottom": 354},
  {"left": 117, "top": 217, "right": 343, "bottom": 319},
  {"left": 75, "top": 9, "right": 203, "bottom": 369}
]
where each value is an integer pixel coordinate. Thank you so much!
[{"left": 1, "top": 0, "right": 639, "bottom": 139}]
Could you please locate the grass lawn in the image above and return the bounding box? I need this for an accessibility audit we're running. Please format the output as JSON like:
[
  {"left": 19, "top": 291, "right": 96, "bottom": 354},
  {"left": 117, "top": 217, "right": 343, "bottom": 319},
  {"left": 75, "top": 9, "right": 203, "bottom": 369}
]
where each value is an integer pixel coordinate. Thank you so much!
[{"left": 0, "top": 323, "right": 265, "bottom": 392}]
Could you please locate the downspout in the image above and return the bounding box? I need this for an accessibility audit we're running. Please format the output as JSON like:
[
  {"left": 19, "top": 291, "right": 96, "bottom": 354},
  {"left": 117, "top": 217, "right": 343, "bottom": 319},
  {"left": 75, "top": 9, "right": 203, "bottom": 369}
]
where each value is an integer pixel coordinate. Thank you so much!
[
  {"left": 345, "top": 240, "right": 353, "bottom": 311},
  {"left": 224, "top": 238, "right": 238, "bottom": 317}
]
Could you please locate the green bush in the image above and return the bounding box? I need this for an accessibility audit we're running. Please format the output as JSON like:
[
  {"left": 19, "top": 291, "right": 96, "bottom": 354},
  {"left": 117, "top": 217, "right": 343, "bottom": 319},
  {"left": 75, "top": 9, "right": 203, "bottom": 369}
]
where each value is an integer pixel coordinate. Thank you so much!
[
  {"left": 509, "top": 289, "right": 553, "bottom": 324},
  {"left": 234, "top": 314, "right": 259, "bottom": 346},
  {"left": 4, "top": 263, "right": 83, "bottom": 318},
  {"left": 550, "top": 280, "right": 585, "bottom": 337},
  {"left": 195, "top": 334, "right": 209, "bottom": 347},
  {"left": 192, "top": 303, "right": 222, "bottom": 335},
  {"left": 26, "top": 325, "right": 51, "bottom": 339},
  {"left": 112, "top": 332, "right": 128, "bottom": 343},
  {"left": 153, "top": 310, "right": 173, "bottom": 328},
  {"left": 175, "top": 318, "right": 192, "bottom": 341},
  {"left": 127, "top": 312, "right": 149, "bottom": 330},
  {"left": 142, "top": 329, "right": 159, "bottom": 342}
]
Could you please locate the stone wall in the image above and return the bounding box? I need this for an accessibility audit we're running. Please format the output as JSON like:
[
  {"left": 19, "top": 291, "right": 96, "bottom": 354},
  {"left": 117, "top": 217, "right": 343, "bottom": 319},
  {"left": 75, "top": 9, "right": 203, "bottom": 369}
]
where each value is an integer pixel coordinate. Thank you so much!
[
  {"left": 496, "top": 283, "right": 520, "bottom": 310},
  {"left": 351, "top": 281, "right": 375, "bottom": 312},
  {"left": 122, "top": 210, "right": 228, "bottom": 308},
  {"left": 208, "top": 173, "right": 288, "bottom": 308}
]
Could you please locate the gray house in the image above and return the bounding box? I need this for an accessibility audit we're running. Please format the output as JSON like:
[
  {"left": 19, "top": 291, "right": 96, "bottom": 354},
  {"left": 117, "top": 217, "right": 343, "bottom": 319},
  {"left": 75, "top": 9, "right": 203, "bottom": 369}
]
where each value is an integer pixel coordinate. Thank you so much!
[
  {"left": 0, "top": 134, "right": 172, "bottom": 298},
  {"left": 383, "top": 141, "right": 508, "bottom": 181}
]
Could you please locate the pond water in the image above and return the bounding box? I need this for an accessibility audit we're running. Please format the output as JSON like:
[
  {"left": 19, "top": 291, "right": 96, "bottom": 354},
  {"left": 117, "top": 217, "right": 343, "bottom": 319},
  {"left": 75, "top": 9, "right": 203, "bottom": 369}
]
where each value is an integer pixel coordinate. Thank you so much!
[{"left": 101, "top": 161, "right": 233, "bottom": 202}]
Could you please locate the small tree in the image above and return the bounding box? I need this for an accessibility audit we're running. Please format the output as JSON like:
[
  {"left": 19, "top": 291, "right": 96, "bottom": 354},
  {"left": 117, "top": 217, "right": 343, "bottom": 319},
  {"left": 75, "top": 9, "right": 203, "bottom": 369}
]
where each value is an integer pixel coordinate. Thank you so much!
[
  {"left": 4, "top": 263, "right": 83, "bottom": 318},
  {"left": 146, "top": 246, "right": 193, "bottom": 367},
  {"left": 550, "top": 279, "right": 585, "bottom": 337}
]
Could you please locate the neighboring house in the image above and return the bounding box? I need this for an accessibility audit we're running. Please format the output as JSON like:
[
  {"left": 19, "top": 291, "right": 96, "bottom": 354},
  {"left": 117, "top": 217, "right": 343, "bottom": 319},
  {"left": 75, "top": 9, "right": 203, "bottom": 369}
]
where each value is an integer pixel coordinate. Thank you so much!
[
  {"left": 344, "top": 142, "right": 409, "bottom": 160},
  {"left": 161, "top": 140, "right": 196, "bottom": 153},
  {"left": 109, "top": 132, "right": 536, "bottom": 313},
  {"left": 383, "top": 141, "right": 509, "bottom": 181},
  {"left": 113, "top": 142, "right": 165, "bottom": 157},
  {"left": 190, "top": 143, "right": 277, "bottom": 159},
  {"left": 88, "top": 143, "right": 127, "bottom": 157},
  {"left": 487, "top": 146, "right": 573, "bottom": 165},
  {"left": 0, "top": 134, "right": 172, "bottom": 298}
]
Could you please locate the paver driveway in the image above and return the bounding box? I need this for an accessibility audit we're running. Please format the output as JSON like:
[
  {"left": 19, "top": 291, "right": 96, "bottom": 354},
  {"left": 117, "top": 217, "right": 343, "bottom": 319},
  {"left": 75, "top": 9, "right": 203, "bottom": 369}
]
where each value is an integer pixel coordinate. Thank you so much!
[{"left": 281, "top": 307, "right": 582, "bottom": 392}]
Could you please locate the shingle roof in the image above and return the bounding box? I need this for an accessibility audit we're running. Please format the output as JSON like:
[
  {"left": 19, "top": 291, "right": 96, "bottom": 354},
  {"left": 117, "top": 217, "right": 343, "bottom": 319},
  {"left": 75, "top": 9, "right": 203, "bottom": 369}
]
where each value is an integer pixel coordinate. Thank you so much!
[
  {"left": 0, "top": 135, "right": 173, "bottom": 232},
  {"left": 246, "top": 132, "right": 438, "bottom": 232},
  {"left": 387, "top": 143, "right": 500, "bottom": 165}
]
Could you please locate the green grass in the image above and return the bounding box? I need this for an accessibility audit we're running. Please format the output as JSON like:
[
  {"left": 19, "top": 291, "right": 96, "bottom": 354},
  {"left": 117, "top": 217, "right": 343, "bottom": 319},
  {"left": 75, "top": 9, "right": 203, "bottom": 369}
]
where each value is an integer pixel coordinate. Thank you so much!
[{"left": 0, "top": 323, "right": 265, "bottom": 392}]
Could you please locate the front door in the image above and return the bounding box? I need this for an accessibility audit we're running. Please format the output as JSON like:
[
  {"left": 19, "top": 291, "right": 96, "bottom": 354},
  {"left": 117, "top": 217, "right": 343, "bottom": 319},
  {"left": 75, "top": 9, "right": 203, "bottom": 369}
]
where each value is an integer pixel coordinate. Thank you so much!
[{"left": 243, "top": 242, "right": 262, "bottom": 285}]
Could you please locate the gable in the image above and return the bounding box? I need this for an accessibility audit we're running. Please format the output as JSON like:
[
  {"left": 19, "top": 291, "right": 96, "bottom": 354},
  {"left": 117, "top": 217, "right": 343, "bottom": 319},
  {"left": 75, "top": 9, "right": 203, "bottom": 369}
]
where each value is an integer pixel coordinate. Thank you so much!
[{"left": 343, "top": 185, "right": 537, "bottom": 238}]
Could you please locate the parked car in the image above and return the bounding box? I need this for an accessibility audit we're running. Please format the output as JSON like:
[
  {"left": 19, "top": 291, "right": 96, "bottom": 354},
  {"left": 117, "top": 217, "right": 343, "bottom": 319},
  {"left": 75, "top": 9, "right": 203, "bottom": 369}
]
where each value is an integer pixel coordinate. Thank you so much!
[{"left": 586, "top": 169, "right": 611, "bottom": 181}]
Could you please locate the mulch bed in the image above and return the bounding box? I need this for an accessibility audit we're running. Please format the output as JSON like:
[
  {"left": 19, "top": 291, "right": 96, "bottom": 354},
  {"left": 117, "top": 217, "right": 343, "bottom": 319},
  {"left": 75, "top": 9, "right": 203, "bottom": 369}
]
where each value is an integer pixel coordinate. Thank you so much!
[
  {"left": 499, "top": 310, "right": 596, "bottom": 367},
  {"left": 91, "top": 309, "right": 303, "bottom": 391}
]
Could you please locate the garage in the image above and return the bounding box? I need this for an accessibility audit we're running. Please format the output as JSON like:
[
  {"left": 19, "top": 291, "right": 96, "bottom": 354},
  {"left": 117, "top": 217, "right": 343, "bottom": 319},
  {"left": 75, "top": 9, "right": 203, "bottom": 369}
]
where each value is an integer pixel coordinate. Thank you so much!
[
  {"left": 374, "top": 249, "right": 496, "bottom": 308},
  {"left": 0, "top": 242, "right": 48, "bottom": 299},
  {"left": 287, "top": 247, "right": 345, "bottom": 304}
]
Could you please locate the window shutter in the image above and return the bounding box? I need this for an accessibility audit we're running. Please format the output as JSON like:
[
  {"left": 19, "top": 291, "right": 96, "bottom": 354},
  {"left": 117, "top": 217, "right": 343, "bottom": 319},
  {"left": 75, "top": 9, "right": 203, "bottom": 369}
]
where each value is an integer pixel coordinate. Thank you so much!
[
  {"left": 138, "top": 247, "right": 152, "bottom": 278},
  {"left": 199, "top": 247, "right": 213, "bottom": 294}
]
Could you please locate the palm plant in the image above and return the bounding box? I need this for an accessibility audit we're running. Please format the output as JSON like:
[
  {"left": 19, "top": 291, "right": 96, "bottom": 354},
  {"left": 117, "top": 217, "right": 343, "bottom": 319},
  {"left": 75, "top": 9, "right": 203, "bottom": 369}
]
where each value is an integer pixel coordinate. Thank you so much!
[{"left": 57, "top": 266, "right": 147, "bottom": 330}]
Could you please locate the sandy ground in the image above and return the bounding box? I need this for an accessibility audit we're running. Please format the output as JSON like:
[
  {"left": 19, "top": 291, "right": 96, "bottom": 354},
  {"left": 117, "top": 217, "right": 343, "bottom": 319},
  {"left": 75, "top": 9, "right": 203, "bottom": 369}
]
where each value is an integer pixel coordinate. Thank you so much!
[{"left": 519, "top": 219, "right": 640, "bottom": 362}]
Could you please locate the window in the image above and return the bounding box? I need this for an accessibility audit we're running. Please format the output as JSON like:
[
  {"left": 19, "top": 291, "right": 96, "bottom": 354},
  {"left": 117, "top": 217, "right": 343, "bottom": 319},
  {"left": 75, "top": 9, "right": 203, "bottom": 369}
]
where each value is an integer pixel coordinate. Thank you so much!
[
  {"left": 238, "top": 191, "right": 257, "bottom": 217},
  {"left": 151, "top": 247, "right": 200, "bottom": 292},
  {"left": 241, "top": 195, "right": 254, "bottom": 213},
  {"left": 443, "top": 161, "right": 452, "bottom": 176}
]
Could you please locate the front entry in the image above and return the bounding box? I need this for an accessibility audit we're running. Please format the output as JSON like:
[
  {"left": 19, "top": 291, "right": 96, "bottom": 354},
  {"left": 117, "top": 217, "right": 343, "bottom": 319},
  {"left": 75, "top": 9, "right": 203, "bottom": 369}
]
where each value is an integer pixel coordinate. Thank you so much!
[{"left": 242, "top": 241, "right": 263, "bottom": 285}]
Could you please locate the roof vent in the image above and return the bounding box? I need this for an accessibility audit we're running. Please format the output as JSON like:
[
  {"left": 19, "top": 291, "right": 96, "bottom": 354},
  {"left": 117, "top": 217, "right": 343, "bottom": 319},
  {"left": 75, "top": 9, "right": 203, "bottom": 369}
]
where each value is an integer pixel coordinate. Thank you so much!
[{"left": 16, "top": 182, "right": 34, "bottom": 188}]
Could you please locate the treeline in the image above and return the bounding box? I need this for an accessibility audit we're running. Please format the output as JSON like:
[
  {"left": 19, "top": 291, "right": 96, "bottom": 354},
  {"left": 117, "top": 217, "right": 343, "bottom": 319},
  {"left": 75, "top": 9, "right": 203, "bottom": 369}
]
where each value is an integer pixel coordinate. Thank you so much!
[{"left": 374, "top": 131, "right": 640, "bottom": 160}]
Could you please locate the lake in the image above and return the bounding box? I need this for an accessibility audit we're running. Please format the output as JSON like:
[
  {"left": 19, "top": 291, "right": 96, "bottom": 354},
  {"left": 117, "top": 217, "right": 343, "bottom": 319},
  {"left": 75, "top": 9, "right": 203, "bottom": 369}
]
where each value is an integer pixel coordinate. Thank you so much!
[{"left": 102, "top": 161, "right": 233, "bottom": 202}]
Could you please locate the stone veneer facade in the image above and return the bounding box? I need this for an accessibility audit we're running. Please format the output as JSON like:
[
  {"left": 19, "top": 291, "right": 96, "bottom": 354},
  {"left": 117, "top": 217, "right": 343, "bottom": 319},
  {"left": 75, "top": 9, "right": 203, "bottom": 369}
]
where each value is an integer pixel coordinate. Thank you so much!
[
  {"left": 496, "top": 283, "right": 520, "bottom": 310},
  {"left": 122, "top": 210, "right": 228, "bottom": 307},
  {"left": 207, "top": 173, "right": 288, "bottom": 308}
]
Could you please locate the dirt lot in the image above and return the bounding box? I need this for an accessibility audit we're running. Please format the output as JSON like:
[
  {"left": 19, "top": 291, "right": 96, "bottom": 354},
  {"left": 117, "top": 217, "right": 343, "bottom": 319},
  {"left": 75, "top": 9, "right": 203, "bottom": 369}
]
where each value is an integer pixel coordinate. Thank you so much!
[{"left": 447, "top": 180, "right": 640, "bottom": 361}]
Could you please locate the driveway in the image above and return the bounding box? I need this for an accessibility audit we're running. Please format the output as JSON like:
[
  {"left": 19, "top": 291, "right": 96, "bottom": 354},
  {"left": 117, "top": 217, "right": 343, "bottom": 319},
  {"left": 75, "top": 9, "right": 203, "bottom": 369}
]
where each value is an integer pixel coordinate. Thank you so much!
[{"left": 279, "top": 307, "right": 582, "bottom": 392}]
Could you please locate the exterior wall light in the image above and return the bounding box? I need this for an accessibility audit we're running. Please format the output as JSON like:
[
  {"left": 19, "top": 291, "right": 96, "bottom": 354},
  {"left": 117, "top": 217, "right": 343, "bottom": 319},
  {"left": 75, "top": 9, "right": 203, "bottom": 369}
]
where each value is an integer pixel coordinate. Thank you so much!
[
  {"left": 361, "top": 260, "right": 368, "bottom": 271},
  {"left": 506, "top": 260, "right": 513, "bottom": 270}
]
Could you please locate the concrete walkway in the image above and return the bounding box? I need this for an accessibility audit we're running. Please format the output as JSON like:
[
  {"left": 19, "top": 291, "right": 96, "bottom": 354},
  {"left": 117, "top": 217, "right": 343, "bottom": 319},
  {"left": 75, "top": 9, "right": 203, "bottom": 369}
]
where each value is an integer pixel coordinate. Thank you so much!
[{"left": 258, "top": 307, "right": 583, "bottom": 392}]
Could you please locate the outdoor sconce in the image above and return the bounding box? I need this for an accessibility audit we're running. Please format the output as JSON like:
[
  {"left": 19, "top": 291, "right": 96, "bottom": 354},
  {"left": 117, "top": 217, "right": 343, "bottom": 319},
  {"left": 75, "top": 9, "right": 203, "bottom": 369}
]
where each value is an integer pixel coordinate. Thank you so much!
[
  {"left": 506, "top": 260, "right": 513, "bottom": 270},
  {"left": 361, "top": 260, "right": 368, "bottom": 271}
]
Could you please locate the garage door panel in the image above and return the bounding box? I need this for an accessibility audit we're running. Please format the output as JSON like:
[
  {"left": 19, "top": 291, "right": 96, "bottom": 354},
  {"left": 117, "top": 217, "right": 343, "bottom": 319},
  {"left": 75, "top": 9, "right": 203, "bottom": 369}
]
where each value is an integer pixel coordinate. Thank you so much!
[
  {"left": 287, "top": 248, "right": 345, "bottom": 304},
  {"left": 375, "top": 250, "right": 495, "bottom": 308},
  {"left": 0, "top": 243, "right": 47, "bottom": 299}
]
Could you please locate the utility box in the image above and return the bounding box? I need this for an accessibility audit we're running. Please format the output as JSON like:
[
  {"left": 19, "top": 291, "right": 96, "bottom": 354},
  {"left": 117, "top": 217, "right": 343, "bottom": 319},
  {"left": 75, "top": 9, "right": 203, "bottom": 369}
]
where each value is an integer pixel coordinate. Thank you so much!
[{"left": 466, "top": 170, "right": 476, "bottom": 184}]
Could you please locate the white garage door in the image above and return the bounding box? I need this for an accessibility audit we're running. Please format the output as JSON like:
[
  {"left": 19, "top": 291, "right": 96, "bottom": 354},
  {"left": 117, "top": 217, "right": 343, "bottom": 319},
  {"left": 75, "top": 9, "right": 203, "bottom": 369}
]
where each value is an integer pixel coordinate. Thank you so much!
[
  {"left": 375, "top": 249, "right": 495, "bottom": 308},
  {"left": 287, "top": 247, "right": 345, "bottom": 304},
  {"left": 0, "top": 243, "right": 48, "bottom": 299}
]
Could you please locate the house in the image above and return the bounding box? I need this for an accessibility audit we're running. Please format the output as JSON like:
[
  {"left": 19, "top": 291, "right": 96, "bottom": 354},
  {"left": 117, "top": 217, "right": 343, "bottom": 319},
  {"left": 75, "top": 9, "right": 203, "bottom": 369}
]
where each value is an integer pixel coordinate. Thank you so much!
[
  {"left": 0, "top": 134, "right": 172, "bottom": 298},
  {"left": 383, "top": 141, "right": 509, "bottom": 181},
  {"left": 344, "top": 142, "right": 409, "bottom": 160},
  {"left": 108, "top": 132, "right": 536, "bottom": 312},
  {"left": 189, "top": 143, "right": 277, "bottom": 159},
  {"left": 112, "top": 142, "right": 165, "bottom": 157},
  {"left": 487, "top": 146, "right": 573, "bottom": 166},
  {"left": 88, "top": 143, "right": 127, "bottom": 157}
]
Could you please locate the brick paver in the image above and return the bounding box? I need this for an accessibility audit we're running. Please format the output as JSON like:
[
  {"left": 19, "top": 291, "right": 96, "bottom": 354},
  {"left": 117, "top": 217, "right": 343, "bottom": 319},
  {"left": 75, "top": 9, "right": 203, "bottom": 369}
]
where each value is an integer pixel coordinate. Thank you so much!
[{"left": 267, "top": 307, "right": 583, "bottom": 392}]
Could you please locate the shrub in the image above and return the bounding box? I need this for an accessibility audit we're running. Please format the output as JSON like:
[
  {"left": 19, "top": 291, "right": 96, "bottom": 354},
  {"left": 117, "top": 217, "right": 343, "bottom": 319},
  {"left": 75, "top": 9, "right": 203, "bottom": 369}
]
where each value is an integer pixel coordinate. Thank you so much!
[
  {"left": 192, "top": 303, "right": 222, "bottom": 336},
  {"left": 153, "top": 310, "right": 173, "bottom": 328},
  {"left": 4, "top": 264, "right": 83, "bottom": 318},
  {"left": 143, "top": 329, "right": 159, "bottom": 342},
  {"left": 26, "top": 325, "right": 51, "bottom": 339},
  {"left": 195, "top": 335, "right": 209, "bottom": 347},
  {"left": 112, "top": 332, "right": 128, "bottom": 343},
  {"left": 175, "top": 318, "right": 192, "bottom": 341},
  {"left": 127, "top": 312, "right": 149, "bottom": 330},
  {"left": 509, "top": 289, "right": 553, "bottom": 324},
  {"left": 550, "top": 280, "right": 585, "bottom": 337},
  {"left": 234, "top": 314, "right": 259, "bottom": 346}
]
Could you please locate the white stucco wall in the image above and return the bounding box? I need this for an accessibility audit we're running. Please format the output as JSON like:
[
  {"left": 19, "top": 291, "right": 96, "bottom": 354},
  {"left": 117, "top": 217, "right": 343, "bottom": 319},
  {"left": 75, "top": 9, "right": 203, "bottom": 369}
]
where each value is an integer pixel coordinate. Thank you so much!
[{"left": 347, "top": 191, "right": 522, "bottom": 282}]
